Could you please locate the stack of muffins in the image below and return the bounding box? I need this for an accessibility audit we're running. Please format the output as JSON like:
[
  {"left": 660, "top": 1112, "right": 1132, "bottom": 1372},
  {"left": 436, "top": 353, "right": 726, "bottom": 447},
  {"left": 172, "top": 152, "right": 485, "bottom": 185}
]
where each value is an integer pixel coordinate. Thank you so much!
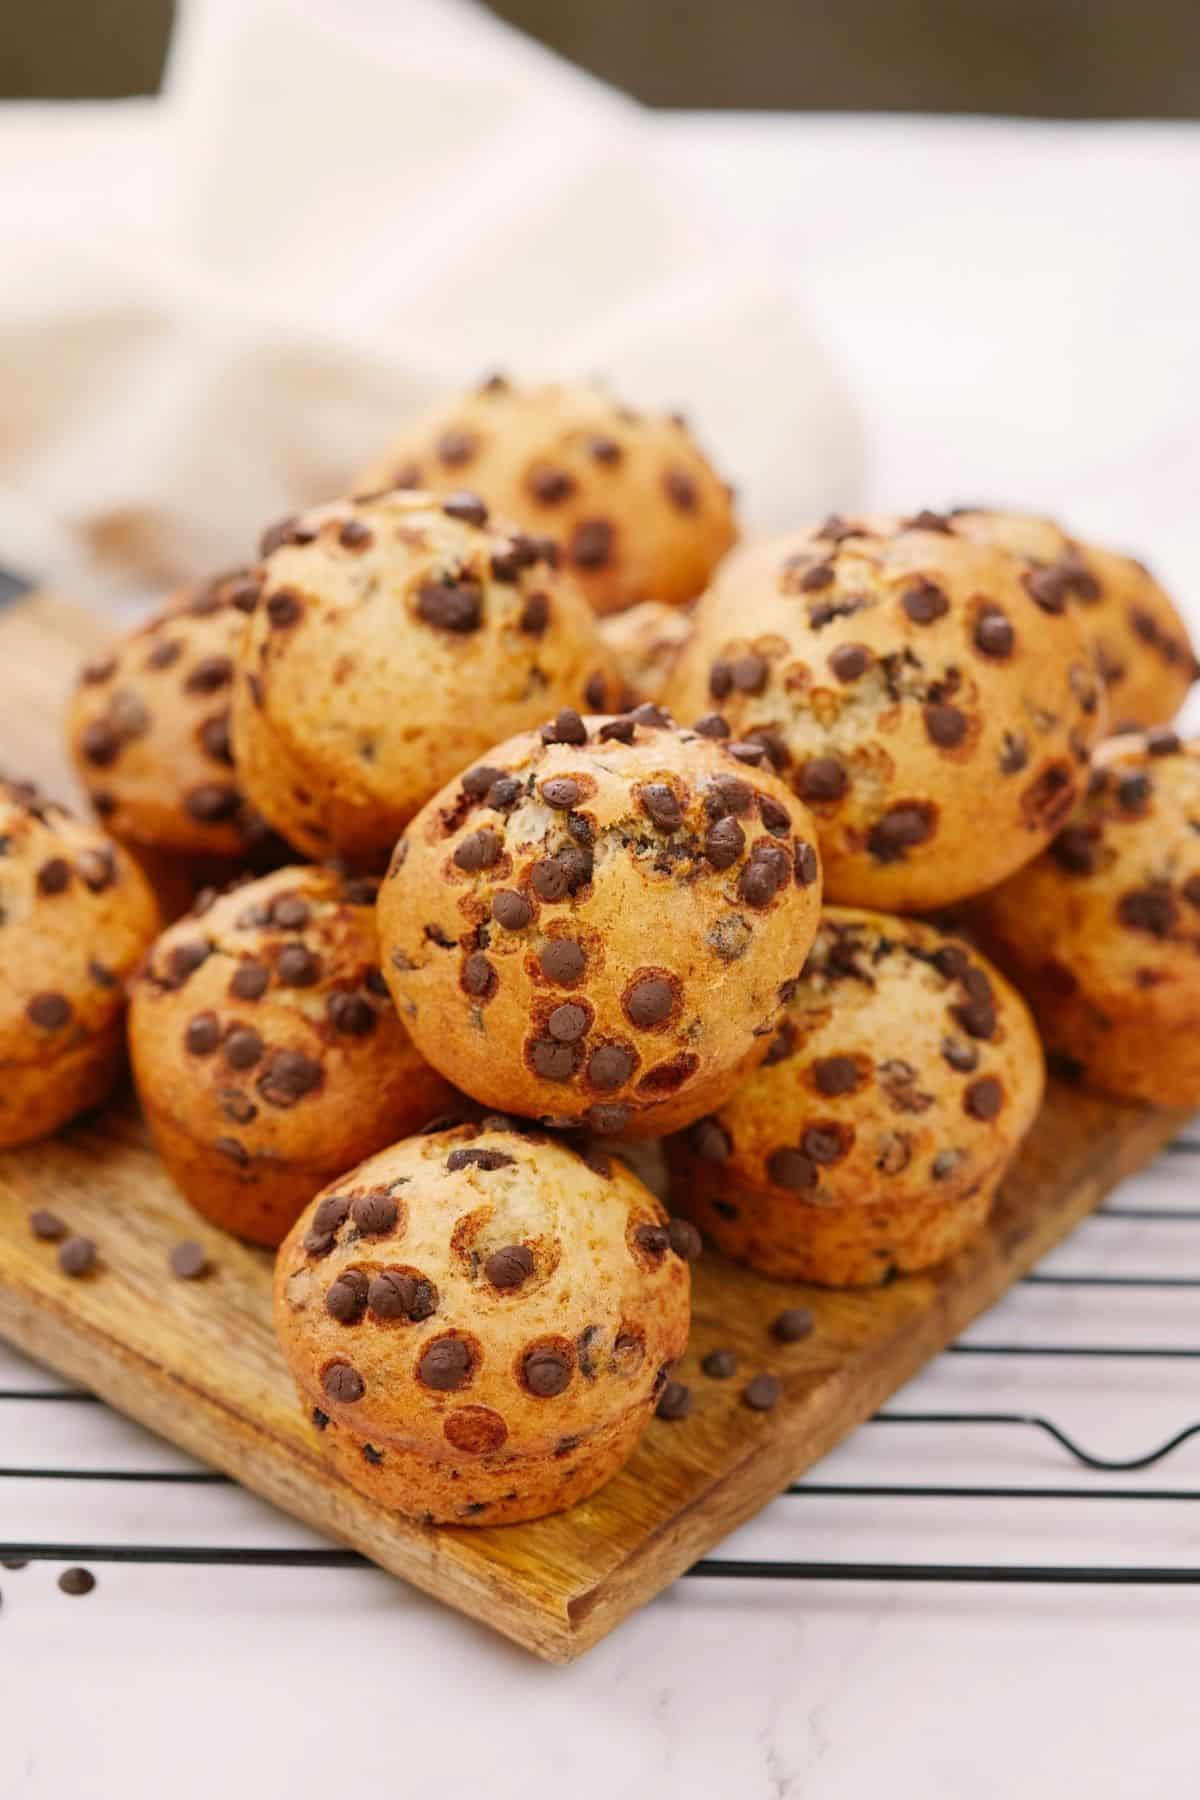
[{"left": 4, "top": 374, "right": 1197, "bottom": 1527}]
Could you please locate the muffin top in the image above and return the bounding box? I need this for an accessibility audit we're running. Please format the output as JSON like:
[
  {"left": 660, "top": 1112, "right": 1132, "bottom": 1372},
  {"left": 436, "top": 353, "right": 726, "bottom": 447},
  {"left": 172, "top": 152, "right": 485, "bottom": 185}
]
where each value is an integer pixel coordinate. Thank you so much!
[
  {"left": 673, "top": 906, "right": 1044, "bottom": 1206},
  {"left": 946, "top": 509, "right": 1195, "bottom": 729},
  {"left": 354, "top": 376, "right": 737, "bottom": 614},
  {"left": 67, "top": 570, "right": 277, "bottom": 859},
  {"left": 129, "top": 863, "right": 451, "bottom": 1167},
  {"left": 377, "top": 706, "right": 823, "bottom": 1137},
  {"left": 0, "top": 775, "right": 159, "bottom": 1063},
  {"left": 274, "top": 1121, "right": 691, "bottom": 1459},
  {"left": 969, "top": 730, "right": 1200, "bottom": 1024},
  {"left": 229, "top": 488, "right": 618, "bottom": 859},
  {"left": 665, "top": 510, "right": 1107, "bottom": 910}
]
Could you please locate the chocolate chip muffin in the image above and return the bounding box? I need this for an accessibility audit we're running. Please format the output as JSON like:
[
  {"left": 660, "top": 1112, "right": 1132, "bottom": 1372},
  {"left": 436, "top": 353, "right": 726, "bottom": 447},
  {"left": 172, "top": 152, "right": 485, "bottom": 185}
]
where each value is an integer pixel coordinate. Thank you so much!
[
  {"left": 230, "top": 490, "right": 620, "bottom": 862},
  {"left": 968, "top": 730, "right": 1200, "bottom": 1108},
  {"left": 376, "top": 705, "right": 823, "bottom": 1138},
  {"left": 946, "top": 510, "right": 1196, "bottom": 730},
  {"left": 667, "top": 908, "right": 1044, "bottom": 1287},
  {"left": 665, "top": 512, "right": 1107, "bottom": 911},
  {"left": 67, "top": 570, "right": 282, "bottom": 874},
  {"left": 128, "top": 865, "right": 456, "bottom": 1245},
  {"left": 354, "top": 376, "right": 737, "bottom": 615},
  {"left": 0, "top": 776, "right": 159, "bottom": 1150},
  {"left": 274, "top": 1119, "right": 691, "bottom": 1524},
  {"left": 599, "top": 600, "right": 694, "bottom": 706}
]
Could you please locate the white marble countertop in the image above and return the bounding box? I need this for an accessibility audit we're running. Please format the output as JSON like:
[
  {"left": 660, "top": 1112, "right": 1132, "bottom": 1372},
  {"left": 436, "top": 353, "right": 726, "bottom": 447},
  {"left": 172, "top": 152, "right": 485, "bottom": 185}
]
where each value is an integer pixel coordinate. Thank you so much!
[{"left": 3, "top": 108, "right": 1200, "bottom": 1799}]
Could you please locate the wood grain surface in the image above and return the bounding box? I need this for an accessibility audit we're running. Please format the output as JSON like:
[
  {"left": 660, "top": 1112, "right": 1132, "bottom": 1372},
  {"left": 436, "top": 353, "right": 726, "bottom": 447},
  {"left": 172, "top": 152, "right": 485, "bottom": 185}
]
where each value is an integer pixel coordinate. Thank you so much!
[{"left": 0, "top": 594, "right": 1186, "bottom": 1661}]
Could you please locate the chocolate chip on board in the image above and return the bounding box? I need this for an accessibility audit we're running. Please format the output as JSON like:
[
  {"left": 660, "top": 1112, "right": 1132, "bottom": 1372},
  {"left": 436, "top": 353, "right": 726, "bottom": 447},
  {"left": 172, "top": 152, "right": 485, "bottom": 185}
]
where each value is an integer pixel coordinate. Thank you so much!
[
  {"left": 168, "top": 1240, "right": 210, "bottom": 1280},
  {"left": 743, "top": 1372, "right": 783, "bottom": 1412},
  {"left": 655, "top": 1379, "right": 692, "bottom": 1421}
]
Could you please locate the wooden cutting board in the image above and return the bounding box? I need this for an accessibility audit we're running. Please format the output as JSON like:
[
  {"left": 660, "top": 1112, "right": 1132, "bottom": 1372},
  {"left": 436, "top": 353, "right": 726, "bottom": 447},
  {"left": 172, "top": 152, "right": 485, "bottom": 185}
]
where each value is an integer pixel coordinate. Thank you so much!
[{"left": 0, "top": 592, "right": 1186, "bottom": 1661}]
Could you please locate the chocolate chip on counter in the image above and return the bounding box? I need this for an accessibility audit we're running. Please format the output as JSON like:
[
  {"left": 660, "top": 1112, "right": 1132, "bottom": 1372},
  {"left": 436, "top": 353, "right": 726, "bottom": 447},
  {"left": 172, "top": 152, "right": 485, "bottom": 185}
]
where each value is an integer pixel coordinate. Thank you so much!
[
  {"left": 667, "top": 1217, "right": 702, "bottom": 1261},
  {"left": 276, "top": 944, "right": 322, "bottom": 987},
  {"left": 26, "top": 992, "right": 72, "bottom": 1031},
  {"left": 656, "top": 1379, "right": 692, "bottom": 1421},
  {"left": 58, "top": 1236, "right": 96, "bottom": 1278},
  {"left": 587, "top": 1043, "right": 635, "bottom": 1090},
  {"left": 485, "top": 1244, "right": 535, "bottom": 1289},
  {"left": 767, "top": 1147, "right": 817, "bottom": 1191},
  {"left": 541, "top": 707, "right": 588, "bottom": 747},
  {"left": 771, "top": 1307, "right": 814, "bottom": 1344},
  {"left": 419, "top": 1337, "right": 473, "bottom": 1391},
  {"left": 184, "top": 1012, "right": 221, "bottom": 1056},
  {"left": 743, "top": 1372, "right": 783, "bottom": 1412},
  {"left": 798, "top": 758, "right": 847, "bottom": 803},
  {"left": 492, "top": 889, "right": 532, "bottom": 931},
  {"left": 701, "top": 1349, "right": 738, "bottom": 1380},
  {"left": 624, "top": 976, "right": 675, "bottom": 1028},
  {"left": 57, "top": 1568, "right": 96, "bottom": 1597},
  {"left": 569, "top": 519, "right": 614, "bottom": 569},
  {"left": 325, "top": 1269, "right": 369, "bottom": 1323},
  {"left": 416, "top": 580, "right": 483, "bottom": 634},
  {"left": 453, "top": 828, "right": 503, "bottom": 872},
  {"left": 689, "top": 1116, "right": 732, "bottom": 1162},
  {"left": 522, "top": 1342, "right": 573, "bottom": 1397},
  {"left": 257, "top": 1049, "right": 322, "bottom": 1108},
  {"left": 169, "top": 1240, "right": 210, "bottom": 1280},
  {"left": 901, "top": 580, "right": 949, "bottom": 624},
  {"left": 322, "top": 1361, "right": 365, "bottom": 1403},
  {"left": 964, "top": 1075, "right": 1004, "bottom": 1120},
  {"left": 230, "top": 961, "right": 270, "bottom": 1001},
  {"left": 442, "top": 491, "right": 489, "bottom": 527},
  {"left": 29, "top": 1209, "right": 67, "bottom": 1240},
  {"left": 973, "top": 606, "right": 1014, "bottom": 658},
  {"left": 539, "top": 938, "right": 585, "bottom": 983}
]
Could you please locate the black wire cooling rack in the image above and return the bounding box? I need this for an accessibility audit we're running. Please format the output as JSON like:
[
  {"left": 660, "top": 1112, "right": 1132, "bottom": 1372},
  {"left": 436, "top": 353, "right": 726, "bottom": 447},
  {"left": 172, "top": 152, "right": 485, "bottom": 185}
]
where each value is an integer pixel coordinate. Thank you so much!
[{"left": 2, "top": 1134, "right": 1198, "bottom": 1589}]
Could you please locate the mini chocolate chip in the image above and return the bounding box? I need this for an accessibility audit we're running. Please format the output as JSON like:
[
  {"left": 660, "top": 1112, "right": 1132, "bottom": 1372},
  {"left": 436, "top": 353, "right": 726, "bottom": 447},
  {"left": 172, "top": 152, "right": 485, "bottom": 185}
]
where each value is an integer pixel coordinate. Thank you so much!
[
  {"left": 767, "top": 1147, "right": 817, "bottom": 1190},
  {"left": 185, "top": 1012, "right": 220, "bottom": 1056},
  {"left": 772, "top": 1307, "right": 814, "bottom": 1343},
  {"left": 30, "top": 1209, "right": 66, "bottom": 1240},
  {"left": 689, "top": 1116, "right": 731, "bottom": 1162},
  {"left": 798, "top": 758, "right": 847, "bottom": 803},
  {"left": 588, "top": 1043, "right": 635, "bottom": 1090},
  {"left": 539, "top": 938, "right": 585, "bottom": 984},
  {"left": 26, "top": 992, "right": 72, "bottom": 1031},
  {"left": 924, "top": 703, "right": 968, "bottom": 748},
  {"left": 523, "top": 1342, "right": 573, "bottom": 1397},
  {"left": 656, "top": 1379, "right": 692, "bottom": 1420},
  {"left": 230, "top": 961, "right": 269, "bottom": 1001},
  {"left": 625, "top": 976, "right": 675, "bottom": 1028},
  {"left": 813, "top": 1055, "right": 859, "bottom": 1096},
  {"left": 569, "top": 519, "right": 614, "bottom": 569},
  {"left": 37, "top": 858, "right": 71, "bottom": 895},
  {"left": 454, "top": 828, "right": 503, "bottom": 872},
  {"left": 485, "top": 1244, "right": 535, "bottom": 1289},
  {"left": 442, "top": 491, "right": 489, "bottom": 527},
  {"left": 417, "top": 581, "right": 483, "bottom": 633},
  {"left": 667, "top": 1217, "right": 702, "bottom": 1261},
  {"left": 419, "top": 1337, "right": 473, "bottom": 1391},
  {"left": 901, "top": 580, "right": 949, "bottom": 624},
  {"left": 704, "top": 1349, "right": 740, "bottom": 1384},
  {"left": 965, "top": 1076, "right": 1004, "bottom": 1120},
  {"left": 542, "top": 777, "right": 582, "bottom": 809},
  {"left": 276, "top": 944, "right": 322, "bottom": 987},
  {"left": 322, "top": 1361, "right": 365, "bottom": 1403},
  {"left": 462, "top": 953, "right": 497, "bottom": 999},
  {"left": 743, "top": 1372, "right": 782, "bottom": 1411},
  {"left": 58, "top": 1235, "right": 96, "bottom": 1277},
  {"left": 973, "top": 607, "right": 1014, "bottom": 658},
  {"left": 326, "top": 1269, "right": 369, "bottom": 1323},
  {"left": 542, "top": 707, "right": 588, "bottom": 746},
  {"left": 492, "top": 889, "right": 532, "bottom": 931},
  {"left": 167, "top": 1240, "right": 209, "bottom": 1280}
]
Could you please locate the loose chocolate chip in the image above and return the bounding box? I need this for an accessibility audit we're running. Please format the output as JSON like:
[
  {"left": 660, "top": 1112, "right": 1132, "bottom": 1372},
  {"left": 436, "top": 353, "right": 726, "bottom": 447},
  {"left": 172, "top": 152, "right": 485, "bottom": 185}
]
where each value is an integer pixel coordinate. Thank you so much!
[
  {"left": 276, "top": 944, "right": 322, "bottom": 987},
  {"left": 417, "top": 580, "right": 483, "bottom": 633},
  {"left": 542, "top": 707, "right": 588, "bottom": 746},
  {"left": 548, "top": 1002, "right": 589, "bottom": 1042},
  {"left": 485, "top": 1244, "right": 535, "bottom": 1289},
  {"left": 743, "top": 1373, "right": 783, "bottom": 1412},
  {"left": 539, "top": 938, "right": 585, "bottom": 984},
  {"left": 965, "top": 1076, "right": 1004, "bottom": 1120},
  {"left": 454, "top": 828, "right": 503, "bottom": 872},
  {"left": 689, "top": 1116, "right": 732, "bottom": 1162},
  {"left": 442, "top": 491, "right": 489, "bottom": 527},
  {"left": 36, "top": 858, "right": 71, "bottom": 895},
  {"left": 462, "top": 953, "right": 497, "bottom": 1000},
  {"left": 492, "top": 889, "right": 532, "bottom": 930},
  {"left": 702, "top": 1349, "right": 738, "bottom": 1381},
  {"left": 667, "top": 1217, "right": 702, "bottom": 1260},
  {"left": 420, "top": 1337, "right": 473, "bottom": 1391},
  {"left": 901, "top": 580, "right": 949, "bottom": 624},
  {"left": 625, "top": 976, "right": 675, "bottom": 1028},
  {"left": 1118, "top": 887, "right": 1177, "bottom": 938},
  {"left": 656, "top": 1379, "right": 692, "bottom": 1420},
  {"left": 924, "top": 703, "right": 968, "bottom": 748},
  {"left": 351, "top": 1192, "right": 399, "bottom": 1235},
  {"left": 257, "top": 1049, "right": 322, "bottom": 1108},
  {"left": 26, "top": 992, "right": 72, "bottom": 1031},
  {"left": 798, "top": 758, "right": 847, "bottom": 803},
  {"left": 528, "top": 466, "right": 575, "bottom": 505},
  {"left": 767, "top": 1147, "right": 817, "bottom": 1190},
  {"left": 588, "top": 1043, "right": 635, "bottom": 1090},
  {"left": 772, "top": 1307, "right": 814, "bottom": 1343},
  {"left": 224, "top": 1026, "right": 264, "bottom": 1070},
  {"left": 813, "top": 1055, "right": 859, "bottom": 1096},
  {"left": 518, "top": 592, "right": 550, "bottom": 634},
  {"left": 326, "top": 1270, "right": 369, "bottom": 1323},
  {"left": 569, "top": 518, "right": 614, "bottom": 569},
  {"left": 322, "top": 1361, "right": 365, "bottom": 1403},
  {"left": 542, "top": 777, "right": 582, "bottom": 810},
  {"left": 185, "top": 1012, "right": 220, "bottom": 1056},
  {"left": 165, "top": 1240, "right": 209, "bottom": 1281},
  {"left": 230, "top": 961, "right": 269, "bottom": 1001},
  {"left": 30, "top": 1209, "right": 67, "bottom": 1240},
  {"left": 58, "top": 1568, "right": 97, "bottom": 1597},
  {"left": 794, "top": 841, "right": 819, "bottom": 886},
  {"left": 58, "top": 1236, "right": 96, "bottom": 1277},
  {"left": 867, "top": 803, "right": 936, "bottom": 862},
  {"left": 523, "top": 1342, "right": 573, "bottom": 1397},
  {"left": 693, "top": 712, "right": 730, "bottom": 739},
  {"left": 266, "top": 589, "right": 302, "bottom": 628},
  {"left": 942, "top": 1036, "right": 979, "bottom": 1072},
  {"left": 973, "top": 607, "right": 1014, "bottom": 658}
]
